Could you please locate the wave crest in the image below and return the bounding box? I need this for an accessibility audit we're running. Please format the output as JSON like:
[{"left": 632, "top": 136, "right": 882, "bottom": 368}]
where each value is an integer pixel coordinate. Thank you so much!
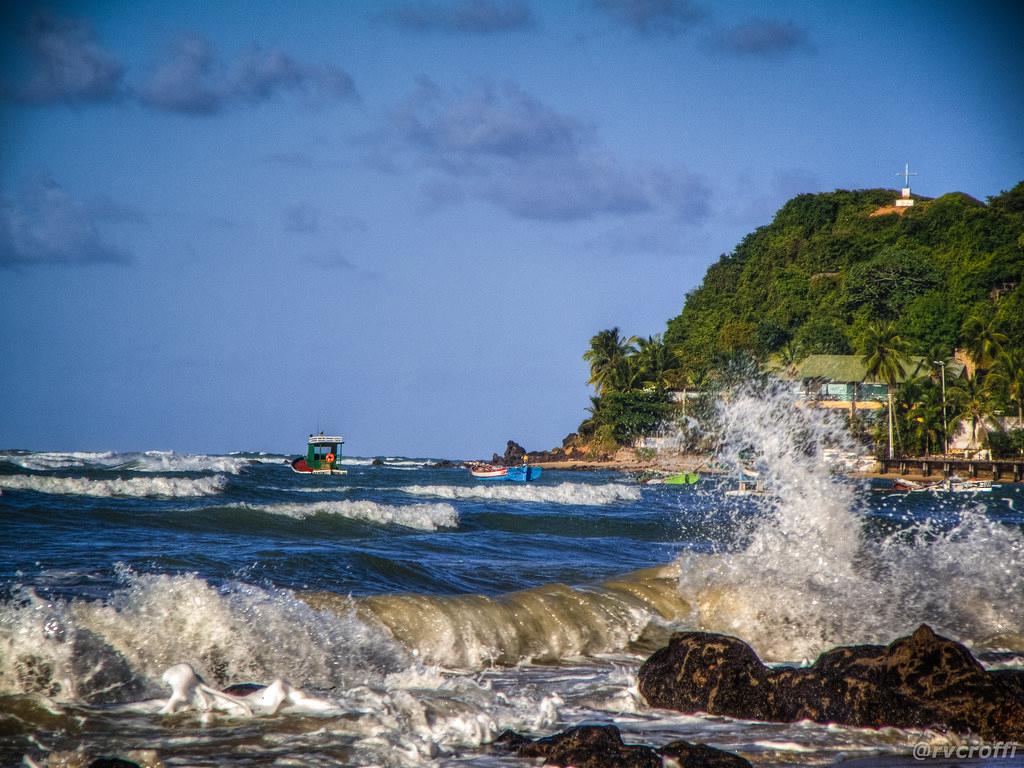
[
  {"left": 305, "top": 565, "right": 688, "bottom": 668},
  {"left": 0, "top": 569, "right": 409, "bottom": 703},
  {"left": 0, "top": 474, "right": 228, "bottom": 498},
  {"left": 232, "top": 500, "right": 459, "bottom": 530},
  {"left": 399, "top": 482, "right": 640, "bottom": 505},
  {"left": 0, "top": 450, "right": 249, "bottom": 474}
]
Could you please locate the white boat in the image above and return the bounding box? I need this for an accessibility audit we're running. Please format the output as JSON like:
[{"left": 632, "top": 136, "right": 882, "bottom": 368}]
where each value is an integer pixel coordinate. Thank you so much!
[{"left": 927, "top": 475, "right": 993, "bottom": 493}]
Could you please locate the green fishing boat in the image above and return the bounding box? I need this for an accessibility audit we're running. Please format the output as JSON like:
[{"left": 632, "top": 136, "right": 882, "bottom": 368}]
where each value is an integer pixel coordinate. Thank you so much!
[{"left": 291, "top": 433, "right": 347, "bottom": 475}]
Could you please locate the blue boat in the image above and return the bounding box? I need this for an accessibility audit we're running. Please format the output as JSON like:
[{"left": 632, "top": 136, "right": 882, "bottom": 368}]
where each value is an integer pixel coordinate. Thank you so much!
[{"left": 504, "top": 465, "right": 543, "bottom": 482}]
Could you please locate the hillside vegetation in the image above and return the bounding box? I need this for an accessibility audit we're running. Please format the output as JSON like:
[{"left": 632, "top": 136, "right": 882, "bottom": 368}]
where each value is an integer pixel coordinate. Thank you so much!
[
  {"left": 576, "top": 182, "right": 1024, "bottom": 458},
  {"left": 665, "top": 184, "right": 1024, "bottom": 370}
]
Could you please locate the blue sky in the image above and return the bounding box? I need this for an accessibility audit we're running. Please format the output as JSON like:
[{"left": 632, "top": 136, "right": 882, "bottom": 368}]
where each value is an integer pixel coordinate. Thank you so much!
[{"left": 2, "top": 0, "right": 1022, "bottom": 458}]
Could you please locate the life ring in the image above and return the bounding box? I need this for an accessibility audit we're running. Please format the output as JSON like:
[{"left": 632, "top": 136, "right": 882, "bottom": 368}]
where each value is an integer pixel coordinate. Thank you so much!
[{"left": 325, "top": 453, "right": 335, "bottom": 463}]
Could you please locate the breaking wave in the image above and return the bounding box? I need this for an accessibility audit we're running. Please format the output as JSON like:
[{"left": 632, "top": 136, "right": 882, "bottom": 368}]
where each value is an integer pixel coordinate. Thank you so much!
[
  {"left": 674, "top": 386, "right": 1024, "bottom": 662},
  {"left": 0, "top": 474, "right": 229, "bottom": 498},
  {"left": 0, "top": 571, "right": 564, "bottom": 761},
  {"left": 231, "top": 499, "right": 459, "bottom": 530},
  {"left": 305, "top": 565, "right": 688, "bottom": 668},
  {"left": 0, "top": 568, "right": 408, "bottom": 704},
  {"left": 399, "top": 482, "right": 641, "bottom": 506},
  {"left": 0, "top": 450, "right": 249, "bottom": 474}
]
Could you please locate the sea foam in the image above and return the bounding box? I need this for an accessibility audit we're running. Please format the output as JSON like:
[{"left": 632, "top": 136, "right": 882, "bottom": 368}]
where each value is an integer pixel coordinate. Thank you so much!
[
  {"left": 232, "top": 499, "right": 459, "bottom": 530},
  {"left": 0, "top": 450, "right": 248, "bottom": 474},
  {"left": 675, "top": 386, "right": 1024, "bottom": 662},
  {"left": 0, "top": 569, "right": 409, "bottom": 704},
  {"left": 399, "top": 482, "right": 641, "bottom": 505},
  {"left": 0, "top": 474, "right": 229, "bottom": 498}
]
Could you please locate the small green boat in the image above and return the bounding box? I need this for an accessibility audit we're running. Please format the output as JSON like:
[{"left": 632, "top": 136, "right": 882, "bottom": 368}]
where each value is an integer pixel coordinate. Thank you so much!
[
  {"left": 637, "top": 471, "right": 699, "bottom": 485},
  {"left": 291, "top": 433, "right": 347, "bottom": 475}
]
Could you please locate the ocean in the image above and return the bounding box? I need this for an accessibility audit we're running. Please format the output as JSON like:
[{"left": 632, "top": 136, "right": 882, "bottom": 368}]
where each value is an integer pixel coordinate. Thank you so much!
[{"left": 2, "top": 395, "right": 1023, "bottom": 766}]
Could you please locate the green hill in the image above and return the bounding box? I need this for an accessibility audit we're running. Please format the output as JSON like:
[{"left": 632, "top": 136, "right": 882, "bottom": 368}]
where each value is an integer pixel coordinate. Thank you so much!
[
  {"left": 574, "top": 181, "right": 1024, "bottom": 458},
  {"left": 664, "top": 183, "right": 1024, "bottom": 372}
]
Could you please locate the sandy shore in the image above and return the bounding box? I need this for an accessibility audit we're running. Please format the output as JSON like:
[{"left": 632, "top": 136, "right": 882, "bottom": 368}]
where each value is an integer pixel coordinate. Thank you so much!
[
  {"left": 533, "top": 453, "right": 1020, "bottom": 484},
  {"left": 532, "top": 452, "right": 714, "bottom": 474}
]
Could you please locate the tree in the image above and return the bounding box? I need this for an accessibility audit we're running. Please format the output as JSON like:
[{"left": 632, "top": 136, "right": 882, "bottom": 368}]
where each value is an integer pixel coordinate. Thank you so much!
[
  {"left": 960, "top": 315, "right": 1008, "bottom": 373},
  {"left": 895, "top": 378, "right": 944, "bottom": 455},
  {"left": 583, "top": 328, "right": 638, "bottom": 394},
  {"left": 991, "top": 348, "right": 1024, "bottom": 424},
  {"left": 777, "top": 339, "right": 804, "bottom": 373},
  {"left": 861, "top": 321, "right": 910, "bottom": 458},
  {"left": 588, "top": 389, "right": 675, "bottom": 444},
  {"left": 634, "top": 334, "right": 680, "bottom": 389},
  {"left": 950, "top": 375, "right": 999, "bottom": 451}
]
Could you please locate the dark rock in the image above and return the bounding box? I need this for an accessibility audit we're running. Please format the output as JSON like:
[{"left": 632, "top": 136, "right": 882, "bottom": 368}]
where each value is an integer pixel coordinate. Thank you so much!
[
  {"left": 428, "top": 459, "right": 463, "bottom": 468},
  {"left": 496, "top": 725, "right": 660, "bottom": 768},
  {"left": 490, "top": 724, "right": 750, "bottom": 768},
  {"left": 493, "top": 440, "right": 526, "bottom": 466},
  {"left": 371, "top": 457, "right": 385, "bottom": 466},
  {"left": 492, "top": 729, "right": 533, "bottom": 750},
  {"left": 222, "top": 682, "right": 266, "bottom": 696},
  {"left": 659, "top": 740, "right": 753, "bottom": 768},
  {"left": 993, "top": 668, "right": 1024, "bottom": 700},
  {"left": 525, "top": 447, "right": 567, "bottom": 463},
  {"left": 639, "top": 624, "right": 1024, "bottom": 740},
  {"left": 638, "top": 630, "right": 775, "bottom": 721}
]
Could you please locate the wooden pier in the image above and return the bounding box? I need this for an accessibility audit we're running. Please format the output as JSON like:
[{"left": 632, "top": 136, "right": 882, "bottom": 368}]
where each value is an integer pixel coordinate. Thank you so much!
[{"left": 878, "top": 457, "right": 1023, "bottom": 482}]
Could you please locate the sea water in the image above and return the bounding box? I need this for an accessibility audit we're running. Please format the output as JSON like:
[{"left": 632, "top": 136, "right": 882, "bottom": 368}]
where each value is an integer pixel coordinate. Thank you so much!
[{"left": 1, "top": 401, "right": 1022, "bottom": 767}]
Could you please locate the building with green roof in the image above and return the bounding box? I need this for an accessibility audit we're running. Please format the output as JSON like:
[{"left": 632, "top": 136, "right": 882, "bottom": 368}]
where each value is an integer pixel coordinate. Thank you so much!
[{"left": 790, "top": 354, "right": 965, "bottom": 411}]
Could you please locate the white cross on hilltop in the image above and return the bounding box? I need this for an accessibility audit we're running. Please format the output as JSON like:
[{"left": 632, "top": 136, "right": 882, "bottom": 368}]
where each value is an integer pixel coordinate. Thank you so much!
[{"left": 896, "top": 162, "right": 918, "bottom": 189}]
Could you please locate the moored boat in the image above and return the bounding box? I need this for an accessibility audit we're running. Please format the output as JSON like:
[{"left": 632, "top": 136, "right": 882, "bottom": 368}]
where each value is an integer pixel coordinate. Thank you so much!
[
  {"left": 936, "top": 476, "right": 993, "bottom": 493},
  {"left": 469, "top": 463, "right": 508, "bottom": 479},
  {"left": 664, "top": 471, "right": 699, "bottom": 485},
  {"left": 892, "top": 478, "right": 940, "bottom": 492},
  {"left": 468, "top": 462, "right": 543, "bottom": 481},
  {"left": 505, "top": 465, "right": 543, "bottom": 482},
  {"left": 291, "top": 433, "right": 347, "bottom": 475}
]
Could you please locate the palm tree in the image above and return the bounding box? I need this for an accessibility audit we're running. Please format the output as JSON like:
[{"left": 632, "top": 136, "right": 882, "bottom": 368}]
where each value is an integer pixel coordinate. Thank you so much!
[
  {"left": 960, "top": 315, "right": 1008, "bottom": 373},
  {"left": 950, "top": 375, "right": 999, "bottom": 451},
  {"left": 991, "top": 348, "right": 1024, "bottom": 425},
  {"left": 635, "top": 334, "right": 679, "bottom": 390},
  {"left": 778, "top": 340, "right": 804, "bottom": 375},
  {"left": 861, "top": 321, "right": 910, "bottom": 459},
  {"left": 896, "top": 378, "right": 944, "bottom": 455},
  {"left": 583, "top": 328, "right": 638, "bottom": 394}
]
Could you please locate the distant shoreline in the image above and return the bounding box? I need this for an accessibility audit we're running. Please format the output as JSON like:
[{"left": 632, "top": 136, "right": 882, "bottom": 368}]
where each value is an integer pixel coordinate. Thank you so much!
[{"left": 528, "top": 453, "right": 1022, "bottom": 484}]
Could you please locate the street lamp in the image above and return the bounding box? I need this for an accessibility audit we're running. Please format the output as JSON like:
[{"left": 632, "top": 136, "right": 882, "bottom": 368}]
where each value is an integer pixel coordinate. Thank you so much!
[{"left": 933, "top": 360, "right": 947, "bottom": 455}]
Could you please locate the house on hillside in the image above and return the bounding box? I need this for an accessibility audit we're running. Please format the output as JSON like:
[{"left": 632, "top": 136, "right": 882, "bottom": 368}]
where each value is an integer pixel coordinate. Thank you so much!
[{"left": 790, "top": 354, "right": 965, "bottom": 411}]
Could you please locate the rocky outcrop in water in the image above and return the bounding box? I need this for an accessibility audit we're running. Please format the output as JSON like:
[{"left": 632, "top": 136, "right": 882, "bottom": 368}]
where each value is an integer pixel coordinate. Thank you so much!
[
  {"left": 492, "top": 725, "right": 750, "bottom": 768},
  {"left": 638, "top": 624, "right": 1024, "bottom": 740},
  {"left": 426, "top": 459, "right": 463, "bottom": 468},
  {"left": 491, "top": 440, "right": 527, "bottom": 466}
]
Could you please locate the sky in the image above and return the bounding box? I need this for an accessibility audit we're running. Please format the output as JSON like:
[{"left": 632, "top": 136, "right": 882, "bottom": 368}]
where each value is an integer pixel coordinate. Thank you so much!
[{"left": 2, "top": 0, "right": 1023, "bottom": 458}]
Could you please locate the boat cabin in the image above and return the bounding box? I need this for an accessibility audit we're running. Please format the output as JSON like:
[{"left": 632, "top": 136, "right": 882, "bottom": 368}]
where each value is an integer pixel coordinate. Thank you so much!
[
  {"left": 291, "top": 433, "right": 346, "bottom": 474},
  {"left": 307, "top": 433, "right": 343, "bottom": 468}
]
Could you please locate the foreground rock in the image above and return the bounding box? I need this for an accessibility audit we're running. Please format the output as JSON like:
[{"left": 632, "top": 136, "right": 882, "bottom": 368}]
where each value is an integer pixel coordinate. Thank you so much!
[
  {"left": 492, "top": 725, "right": 750, "bottom": 768},
  {"left": 639, "top": 624, "right": 1024, "bottom": 740}
]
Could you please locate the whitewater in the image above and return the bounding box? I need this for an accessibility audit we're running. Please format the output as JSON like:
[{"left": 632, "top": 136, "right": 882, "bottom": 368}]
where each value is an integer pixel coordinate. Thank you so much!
[{"left": 2, "top": 401, "right": 1022, "bottom": 767}]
